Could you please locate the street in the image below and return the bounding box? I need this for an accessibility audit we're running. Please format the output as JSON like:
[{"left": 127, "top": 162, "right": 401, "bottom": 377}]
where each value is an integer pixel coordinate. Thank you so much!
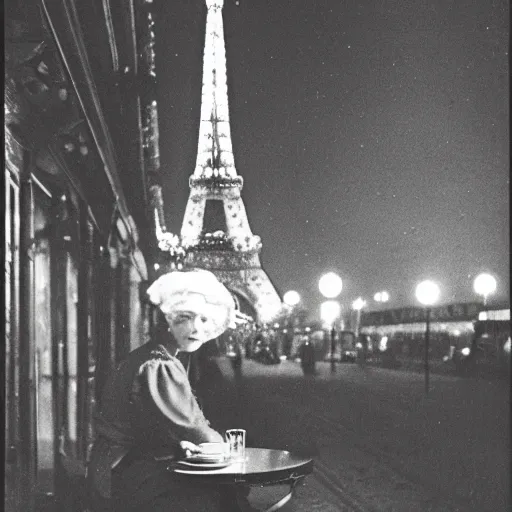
[{"left": 203, "top": 357, "right": 510, "bottom": 512}]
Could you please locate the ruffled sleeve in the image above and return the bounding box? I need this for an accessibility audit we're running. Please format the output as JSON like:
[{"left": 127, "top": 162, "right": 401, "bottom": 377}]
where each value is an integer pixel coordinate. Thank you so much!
[{"left": 133, "top": 355, "right": 223, "bottom": 447}]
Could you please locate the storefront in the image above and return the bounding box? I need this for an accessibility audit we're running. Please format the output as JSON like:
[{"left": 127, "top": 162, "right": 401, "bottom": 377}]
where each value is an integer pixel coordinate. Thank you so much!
[{"left": 4, "top": 1, "right": 162, "bottom": 509}]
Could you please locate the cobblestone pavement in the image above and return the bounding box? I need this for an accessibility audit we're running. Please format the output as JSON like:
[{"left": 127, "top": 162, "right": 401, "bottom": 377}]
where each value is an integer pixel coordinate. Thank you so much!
[{"left": 202, "top": 357, "right": 510, "bottom": 512}]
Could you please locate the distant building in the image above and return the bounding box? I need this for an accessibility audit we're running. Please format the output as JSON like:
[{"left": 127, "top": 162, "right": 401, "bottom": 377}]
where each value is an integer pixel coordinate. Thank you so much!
[{"left": 359, "top": 303, "right": 510, "bottom": 364}]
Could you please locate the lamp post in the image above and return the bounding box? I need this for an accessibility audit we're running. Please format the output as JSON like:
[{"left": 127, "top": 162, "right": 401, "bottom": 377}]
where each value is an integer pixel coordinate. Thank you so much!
[
  {"left": 319, "top": 272, "right": 342, "bottom": 369},
  {"left": 473, "top": 273, "right": 497, "bottom": 307},
  {"left": 283, "top": 291, "right": 301, "bottom": 358},
  {"left": 321, "top": 301, "right": 341, "bottom": 367},
  {"left": 415, "top": 280, "right": 440, "bottom": 396},
  {"left": 352, "top": 297, "right": 366, "bottom": 337}
]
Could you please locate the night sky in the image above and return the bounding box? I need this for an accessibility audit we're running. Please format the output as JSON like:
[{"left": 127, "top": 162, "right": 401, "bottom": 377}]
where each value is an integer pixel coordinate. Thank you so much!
[{"left": 155, "top": 0, "right": 509, "bottom": 317}]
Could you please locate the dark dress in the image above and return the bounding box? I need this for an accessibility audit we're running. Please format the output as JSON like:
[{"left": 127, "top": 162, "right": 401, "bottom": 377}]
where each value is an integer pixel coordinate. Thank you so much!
[{"left": 87, "top": 342, "right": 228, "bottom": 512}]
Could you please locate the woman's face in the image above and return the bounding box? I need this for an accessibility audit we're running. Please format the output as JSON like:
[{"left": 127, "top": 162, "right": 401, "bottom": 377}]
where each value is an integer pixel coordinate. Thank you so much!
[{"left": 166, "top": 310, "right": 210, "bottom": 352}]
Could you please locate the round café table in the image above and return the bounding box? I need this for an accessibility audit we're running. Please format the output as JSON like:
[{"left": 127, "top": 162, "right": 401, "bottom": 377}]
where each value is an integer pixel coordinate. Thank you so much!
[{"left": 169, "top": 447, "right": 314, "bottom": 512}]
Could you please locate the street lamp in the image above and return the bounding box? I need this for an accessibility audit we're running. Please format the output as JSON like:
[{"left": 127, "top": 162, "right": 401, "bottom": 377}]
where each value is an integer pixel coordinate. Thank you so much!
[
  {"left": 473, "top": 273, "right": 497, "bottom": 307},
  {"left": 320, "top": 300, "right": 341, "bottom": 325},
  {"left": 374, "top": 291, "right": 389, "bottom": 304},
  {"left": 283, "top": 290, "right": 301, "bottom": 307},
  {"left": 352, "top": 297, "right": 366, "bottom": 337},
  {"left": 319, "top": 273, "right": 342, "bottom": 367},
  {"left": 320, "top": 300, "right": 341, "bottom": 361},
  {"left": 283, "top": 291, "right": 300, "bottom": 358},
  {"left": 415, "top": 280, "right": 440, "bottom": 396},
  {"left": 318, "top": 272, "right": 343, "bottom": 299}
]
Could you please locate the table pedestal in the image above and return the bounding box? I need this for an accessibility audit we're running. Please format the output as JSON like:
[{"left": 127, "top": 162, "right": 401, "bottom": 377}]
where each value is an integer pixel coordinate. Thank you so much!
[
  {"left": 171, "top": 448, "right": 314, "bottom": 512},
  {"left": 233, "top": 472, "right": 306, "bottom": 512}
]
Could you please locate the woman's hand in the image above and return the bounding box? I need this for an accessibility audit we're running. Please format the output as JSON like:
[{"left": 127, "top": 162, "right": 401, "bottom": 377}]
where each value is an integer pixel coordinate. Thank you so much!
[{"left": 179, "top": 440, "right": 203, "bottom": 458}]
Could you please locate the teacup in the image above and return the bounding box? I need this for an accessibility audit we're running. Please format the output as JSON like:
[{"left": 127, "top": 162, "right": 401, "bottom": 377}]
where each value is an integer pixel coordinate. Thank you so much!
[{"left": 198, "top": 442, "right": 228, "bottom": 456}]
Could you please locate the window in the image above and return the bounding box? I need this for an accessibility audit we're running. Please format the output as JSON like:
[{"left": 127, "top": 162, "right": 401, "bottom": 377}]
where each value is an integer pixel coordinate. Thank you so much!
[
  {"left": 5, "top": 166, "right": 21, "bottom": 508},
  {"left": 32, "top": 181, "right": 54, "bottom": 493}
]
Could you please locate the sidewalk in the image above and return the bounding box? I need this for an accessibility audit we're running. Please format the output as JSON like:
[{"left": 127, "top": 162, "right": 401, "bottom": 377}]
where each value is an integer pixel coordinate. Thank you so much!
[
  {"left": 364, "top": 355, "right": 510, "bottom": 381},
  {"left": 365, "top": 356, "right": 456, "bottom": 376}
]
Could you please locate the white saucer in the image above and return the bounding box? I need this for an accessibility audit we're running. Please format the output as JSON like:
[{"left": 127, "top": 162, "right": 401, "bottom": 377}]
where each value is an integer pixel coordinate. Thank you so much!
[
  {"left": 177, "top": 460, "right": 232, "bottom": 469},
  {"left": 186, "top": 454, "right": 226, "bottom": 464}
]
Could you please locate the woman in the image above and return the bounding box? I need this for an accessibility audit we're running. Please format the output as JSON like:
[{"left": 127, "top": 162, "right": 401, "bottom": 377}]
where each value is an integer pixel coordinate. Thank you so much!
[
  {"left": 87, "top": 270, "right": 245, "bottom": 511},
  {"left": 298, "top": 336, "right": 316, "bottom": 376}
]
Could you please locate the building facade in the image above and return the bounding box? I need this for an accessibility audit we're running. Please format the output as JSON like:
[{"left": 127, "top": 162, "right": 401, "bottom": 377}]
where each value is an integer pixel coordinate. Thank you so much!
[
  {"left": 360, "top": 303, "right": 510, "bottom": 366},
  {"left": 4, "top": 1, "right": 164, "bottom": 510}
]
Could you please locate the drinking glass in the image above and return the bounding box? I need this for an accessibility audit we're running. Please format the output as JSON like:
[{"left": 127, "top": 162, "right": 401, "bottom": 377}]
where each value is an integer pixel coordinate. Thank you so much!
[{"left": 225, "top": 429, "right": 246, "bottom": 461}]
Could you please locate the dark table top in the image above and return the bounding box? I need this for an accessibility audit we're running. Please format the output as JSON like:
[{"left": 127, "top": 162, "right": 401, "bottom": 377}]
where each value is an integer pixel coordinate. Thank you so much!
[{"left": 170, "top": 447, "right": 314, "bottom": 485}]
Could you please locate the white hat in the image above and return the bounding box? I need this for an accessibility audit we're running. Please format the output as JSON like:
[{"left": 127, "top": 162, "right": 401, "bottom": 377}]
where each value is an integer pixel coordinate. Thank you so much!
[{"left": 147, "top": 270, "right": 235, "bottom": 340}]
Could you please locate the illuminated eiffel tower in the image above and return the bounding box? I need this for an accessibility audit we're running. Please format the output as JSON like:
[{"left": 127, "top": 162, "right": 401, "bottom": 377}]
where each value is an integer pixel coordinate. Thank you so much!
[{"left": 180, "top": 0, "right": 282, "bottom": 323}]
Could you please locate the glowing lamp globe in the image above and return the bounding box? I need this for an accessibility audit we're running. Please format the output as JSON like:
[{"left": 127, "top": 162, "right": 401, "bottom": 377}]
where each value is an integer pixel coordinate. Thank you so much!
[
  {"left": 318, "top": 272, "right": 343, "bottom": 299},
  {"left": 283, "top": 290, "right": 300, "bottom": 307},
  {"left": 473, "top": 273, "right": 497, "bottom": 299},
  {"left": 320, "top": 300, "right": 341, "bottom": 324},
  {"left": 374, "top": 291, "right": 389, "bottom": 303},
  {"left": 352, "top": 297, "right": 366, "bottom": 311},
  {"left": 415, "top": 280, "right": 440, "bottom": 307}
]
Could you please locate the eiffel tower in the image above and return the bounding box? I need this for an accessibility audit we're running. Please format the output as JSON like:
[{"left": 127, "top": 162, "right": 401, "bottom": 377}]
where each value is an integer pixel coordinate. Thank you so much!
[{"left": 180, "top": 0, "right": 282, "bottom": 323}]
